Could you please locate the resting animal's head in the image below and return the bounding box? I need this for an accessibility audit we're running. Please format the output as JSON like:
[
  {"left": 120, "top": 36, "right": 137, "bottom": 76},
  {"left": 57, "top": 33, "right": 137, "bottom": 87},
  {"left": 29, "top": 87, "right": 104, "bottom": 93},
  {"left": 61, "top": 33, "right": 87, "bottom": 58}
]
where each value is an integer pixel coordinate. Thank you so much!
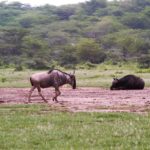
[{"left": 110, "top": 78, "right": 119, "bottom": 90}]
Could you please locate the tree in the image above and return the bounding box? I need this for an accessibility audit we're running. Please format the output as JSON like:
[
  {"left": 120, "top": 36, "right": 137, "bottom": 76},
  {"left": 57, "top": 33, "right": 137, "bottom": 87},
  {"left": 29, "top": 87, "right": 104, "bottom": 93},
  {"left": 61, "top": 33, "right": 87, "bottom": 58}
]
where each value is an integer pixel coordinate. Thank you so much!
[
  {"left": 0, "top": 28, "right": 28, "bottom": 55},
  {"left": 82, "top": 0, "right": 107, "bottom": 15},
  {"left": 138, "top": 55, "right": 150, "bottom": 68},
  {"left": 59, "top": 45, "right": 78, "bottom": 67},
  {"left": 76, "top": 38, "right": 106, "bottom": 63},
  {"left": 54, "top": 6, "right": 75, "bottom": 20},
  {"left": 121, "top": 13, "right": 146, "bottom": 29}
]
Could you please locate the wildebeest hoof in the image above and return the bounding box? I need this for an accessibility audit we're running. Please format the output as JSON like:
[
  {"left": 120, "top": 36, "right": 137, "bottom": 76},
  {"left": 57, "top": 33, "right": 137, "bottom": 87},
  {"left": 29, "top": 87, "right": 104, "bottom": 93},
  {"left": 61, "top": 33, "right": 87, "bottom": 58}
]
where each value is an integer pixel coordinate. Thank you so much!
[
  {"left": 25, "top": 101, "right": 31, "bottom": 104},
  {"left": 52, "top": 97, "right": 58, "bottom": 103},
  {"left": 55, "top": 99, "right": 58, "bottom": 103},
  {"left": 0, "top": 100, "right": 4, "bottom": 103},
  {"left": 43, "top": 99, "right": 48, "bottom": 103}
]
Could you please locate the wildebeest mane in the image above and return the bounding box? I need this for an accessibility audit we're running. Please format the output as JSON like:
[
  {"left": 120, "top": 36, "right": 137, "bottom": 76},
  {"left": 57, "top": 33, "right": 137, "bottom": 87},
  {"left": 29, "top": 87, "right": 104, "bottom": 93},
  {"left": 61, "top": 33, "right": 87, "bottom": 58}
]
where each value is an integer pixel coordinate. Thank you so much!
[
  {"left": 47, "top": 69, "right": 53, "bottom": 74},
  {"left": 47, "top": 69, "right": 72, "bottom": 76},
  {"left": 48, "top": 69, "right": 76, "bottom": 88}
]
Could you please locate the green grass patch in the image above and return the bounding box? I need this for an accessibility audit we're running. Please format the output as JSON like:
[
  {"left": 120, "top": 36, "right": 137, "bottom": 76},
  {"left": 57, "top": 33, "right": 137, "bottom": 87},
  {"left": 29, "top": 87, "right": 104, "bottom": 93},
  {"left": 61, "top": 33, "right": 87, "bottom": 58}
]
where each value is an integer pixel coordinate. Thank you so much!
[
  {"left": 0, "top": 63, "right": 150, "bottom": 88},
  {"left": 0, "top": 104, "right": 150, "bottom": 149}
]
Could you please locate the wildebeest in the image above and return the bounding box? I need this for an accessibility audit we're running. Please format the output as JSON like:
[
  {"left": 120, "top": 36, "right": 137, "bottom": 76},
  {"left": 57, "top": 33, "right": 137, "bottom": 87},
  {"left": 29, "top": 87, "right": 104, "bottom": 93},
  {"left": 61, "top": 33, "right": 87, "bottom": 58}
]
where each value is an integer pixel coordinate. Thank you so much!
[
  {"left": 110, "top": 74, "right": 145, "bottom": 90},
  {"left": 28, "top": 69, "right": 76, "bottom": 103}
]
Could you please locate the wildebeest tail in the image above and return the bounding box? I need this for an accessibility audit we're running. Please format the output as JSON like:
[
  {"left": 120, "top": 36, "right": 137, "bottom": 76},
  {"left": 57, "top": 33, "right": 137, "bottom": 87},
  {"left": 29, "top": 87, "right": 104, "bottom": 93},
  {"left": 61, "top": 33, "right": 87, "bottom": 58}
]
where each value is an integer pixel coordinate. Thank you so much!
[
  {"left": 73, "top": 76, "right": 76, "bottom": 89},
  {"left": 30, "top": 77, "right": 34, "bottom": 86}
]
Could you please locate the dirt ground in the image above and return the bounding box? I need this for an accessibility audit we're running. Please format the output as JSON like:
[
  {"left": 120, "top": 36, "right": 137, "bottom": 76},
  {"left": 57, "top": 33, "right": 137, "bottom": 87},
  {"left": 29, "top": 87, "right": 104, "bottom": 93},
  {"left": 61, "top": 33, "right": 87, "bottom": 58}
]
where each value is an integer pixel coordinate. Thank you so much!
[{"left": 0, "top": 87, "right": 150, "bottom": 113}]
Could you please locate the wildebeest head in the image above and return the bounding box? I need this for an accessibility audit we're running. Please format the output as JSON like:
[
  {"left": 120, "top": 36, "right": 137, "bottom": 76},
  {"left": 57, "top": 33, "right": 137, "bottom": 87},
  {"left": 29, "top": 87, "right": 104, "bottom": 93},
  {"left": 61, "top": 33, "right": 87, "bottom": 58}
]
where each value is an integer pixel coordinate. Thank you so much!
[
  {"left": 110, "top": 78, "right": 119, "bottom": 90},
  {"left": 69, "top": 74, "right": 76, "bottom": 89}
]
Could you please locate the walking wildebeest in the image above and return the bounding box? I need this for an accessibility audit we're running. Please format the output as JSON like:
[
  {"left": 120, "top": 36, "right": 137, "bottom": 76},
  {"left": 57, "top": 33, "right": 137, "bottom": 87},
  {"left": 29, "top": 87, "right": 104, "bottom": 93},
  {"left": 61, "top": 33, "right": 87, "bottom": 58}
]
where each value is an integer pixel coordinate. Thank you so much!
[
  {"left": 28, "top": 69, "right": 76, "bottom": 103},
  {"left": 110, "top": 74, "right": 145, "bottom": 90}
]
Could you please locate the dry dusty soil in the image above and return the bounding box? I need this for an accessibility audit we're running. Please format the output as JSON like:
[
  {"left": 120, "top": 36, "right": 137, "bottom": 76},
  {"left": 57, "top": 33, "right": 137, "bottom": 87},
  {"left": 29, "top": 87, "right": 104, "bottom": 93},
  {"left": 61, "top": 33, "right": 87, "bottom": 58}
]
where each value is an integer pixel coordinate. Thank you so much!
[{"left": 0, "top": 87, "right": 150, "bottom": 113}]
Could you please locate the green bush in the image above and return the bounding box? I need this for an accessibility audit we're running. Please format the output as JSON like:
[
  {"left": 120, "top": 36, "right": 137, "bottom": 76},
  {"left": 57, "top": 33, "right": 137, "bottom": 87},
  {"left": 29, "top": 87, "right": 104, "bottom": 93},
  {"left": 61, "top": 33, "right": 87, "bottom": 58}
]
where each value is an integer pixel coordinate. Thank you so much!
[
  {"left": 1, "top": 77, "right": 6, "bottom": 82},
  {"left": 76, "top": 38, "right": 106, "bottom": 64},
  {"left": 25, "top": 59, "right": 50, "bottom": 70},
  {"left": 138, "top": 55, "right": 150, "bottom": 68},
  {"left": 14, "top": 65, "right": 24, "bottom": 71}
]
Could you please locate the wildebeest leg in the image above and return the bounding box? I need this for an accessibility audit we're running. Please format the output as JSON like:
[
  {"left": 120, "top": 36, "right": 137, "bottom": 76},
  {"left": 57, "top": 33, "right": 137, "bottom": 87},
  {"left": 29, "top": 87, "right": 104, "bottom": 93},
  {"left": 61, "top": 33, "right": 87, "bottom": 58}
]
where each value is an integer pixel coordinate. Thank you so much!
[
  {"left": 28, "top": 86, "right": 36, "bottom": 103},
  {"left": 53, "top": 88, "right": 61, "bottom": 102},
  {"left": 37, "top": 86, "right": 48, "bottom": 103}
]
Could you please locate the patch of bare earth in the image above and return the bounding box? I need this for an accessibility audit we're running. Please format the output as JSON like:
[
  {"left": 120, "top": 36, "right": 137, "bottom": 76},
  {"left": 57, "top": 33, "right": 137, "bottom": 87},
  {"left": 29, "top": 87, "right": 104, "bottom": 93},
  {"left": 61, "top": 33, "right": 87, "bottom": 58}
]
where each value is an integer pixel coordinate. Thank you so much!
[{"left": 0, "top": 87, "right": 150, "bottom": 113}]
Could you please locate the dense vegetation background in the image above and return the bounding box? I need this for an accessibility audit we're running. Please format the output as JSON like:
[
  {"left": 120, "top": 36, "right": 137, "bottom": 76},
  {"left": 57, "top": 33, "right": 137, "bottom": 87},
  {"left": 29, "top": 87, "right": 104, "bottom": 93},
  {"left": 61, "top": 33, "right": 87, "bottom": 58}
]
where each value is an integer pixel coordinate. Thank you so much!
[{"left": 0, "top": 0, "right": 150, "bottom": 69}]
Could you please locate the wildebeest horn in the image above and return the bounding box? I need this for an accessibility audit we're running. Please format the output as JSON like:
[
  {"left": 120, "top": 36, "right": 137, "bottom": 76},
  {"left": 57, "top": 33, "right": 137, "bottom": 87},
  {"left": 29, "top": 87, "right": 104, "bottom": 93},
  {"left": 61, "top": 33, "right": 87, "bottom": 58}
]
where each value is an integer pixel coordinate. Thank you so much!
[{"left": 73, "top": 69, "right": 75, "bottom": 75}]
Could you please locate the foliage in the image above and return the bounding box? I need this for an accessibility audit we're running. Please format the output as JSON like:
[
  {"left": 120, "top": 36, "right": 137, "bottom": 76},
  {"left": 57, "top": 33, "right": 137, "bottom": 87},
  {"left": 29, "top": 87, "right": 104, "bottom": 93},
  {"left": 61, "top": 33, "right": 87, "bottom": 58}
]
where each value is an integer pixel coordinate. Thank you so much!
[
  {"left": 76, "top": 38, "right": 106, "bottom": 63},
  {"left": 58, "top": 45, "right": 78, "bottom": 67},
  {"left": 25, "top": 58, "right": 50, "bottom": 69},
  {"left": 54, "top": 6, "right": 75, "bottom": 20},
  {"left": 82, "top": 0, "right": 107, "bottom": 15},
  {"left": 0, "top": 0, "right": 150, "bottom": 69},
  {"left": 138, "top": 55, "right": 150, "bottom": 68},
  {"left": 121, "top": 13, "right": 150, "bottom": 29}
]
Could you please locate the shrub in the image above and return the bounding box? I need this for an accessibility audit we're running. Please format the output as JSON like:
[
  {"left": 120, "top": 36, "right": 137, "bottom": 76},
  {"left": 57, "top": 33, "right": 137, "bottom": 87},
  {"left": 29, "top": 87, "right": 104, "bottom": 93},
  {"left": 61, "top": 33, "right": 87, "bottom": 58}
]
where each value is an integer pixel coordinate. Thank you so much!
[
  {"left": 76, "top": 38, "right": 106, "bottom": 64},
  {"left": 1, "top": 77, "right": 6, "bottom": 82},
  {"left": 14, "top": 65, "right": 23, "bottom": 71},
  {"left": 26, "top": 59, "right": 49, "bottom": 70},
  {"left": 138, "top": 55, "right": 150, "bottom": 68}
]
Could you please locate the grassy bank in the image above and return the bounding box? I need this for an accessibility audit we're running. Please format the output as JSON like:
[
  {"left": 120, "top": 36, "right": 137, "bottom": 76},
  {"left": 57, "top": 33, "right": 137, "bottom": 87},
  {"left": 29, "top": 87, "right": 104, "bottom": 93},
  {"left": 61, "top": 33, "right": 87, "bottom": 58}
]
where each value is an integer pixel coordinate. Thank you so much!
[
  {"left": 0, "top": 104, "right": 150, "bottom": 149},
  {"left": 0, "top": 63, "right": 150, "bottom": 88},
  {"left": 0, "top": 64, "right": 150, "bottom": 149}
]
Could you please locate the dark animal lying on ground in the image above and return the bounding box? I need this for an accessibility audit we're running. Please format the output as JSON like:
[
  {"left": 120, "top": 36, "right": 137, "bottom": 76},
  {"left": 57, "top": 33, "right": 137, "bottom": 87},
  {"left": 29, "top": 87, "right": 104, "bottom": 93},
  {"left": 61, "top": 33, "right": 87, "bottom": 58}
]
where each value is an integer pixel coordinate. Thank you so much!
[
  {"left": 110, "top": 74, "right": 145, "bottom": 90},
  {"left": 28, "top": 69, "right": 76, "bottom": 103}
]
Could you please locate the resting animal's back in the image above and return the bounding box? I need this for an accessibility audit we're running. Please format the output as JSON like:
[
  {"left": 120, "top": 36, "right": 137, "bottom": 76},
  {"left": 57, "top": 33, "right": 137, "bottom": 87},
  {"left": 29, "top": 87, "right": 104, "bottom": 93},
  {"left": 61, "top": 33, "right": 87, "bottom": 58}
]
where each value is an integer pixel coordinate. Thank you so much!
[
  {"left": 111, "top": 74, "right": 145, "bottom": 90},
  {"left": 121, "top": 75, "right": 144, "bottom": 89}
]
